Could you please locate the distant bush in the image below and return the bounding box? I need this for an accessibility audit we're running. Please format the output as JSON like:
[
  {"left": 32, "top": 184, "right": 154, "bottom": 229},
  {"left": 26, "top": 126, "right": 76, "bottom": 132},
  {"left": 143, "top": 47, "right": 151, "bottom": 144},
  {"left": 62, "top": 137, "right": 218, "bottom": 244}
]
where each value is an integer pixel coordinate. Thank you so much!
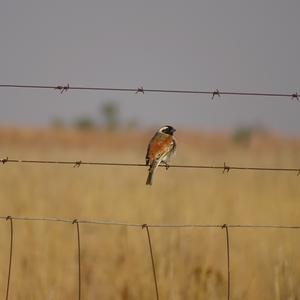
[
  {"left": 74, "top": 117, "right": 96, "bottom": 130},
  {"left": 232, "top": 127, "right": 253, "bottom": 145},
  {"left": 126, "top": 118, "right": 139, "bottom": 129},
  {"left": 51, "top": 117, "right": 65, "bottom": 129},
  {"left": 100, "top": 102, "right": 119, "bottom": 130}
]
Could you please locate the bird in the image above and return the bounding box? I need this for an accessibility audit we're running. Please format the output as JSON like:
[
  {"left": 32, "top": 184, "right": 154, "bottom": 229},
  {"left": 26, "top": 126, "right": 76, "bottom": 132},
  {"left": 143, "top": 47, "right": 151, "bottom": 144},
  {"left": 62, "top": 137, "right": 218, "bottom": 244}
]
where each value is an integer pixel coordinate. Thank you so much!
[{"left": 145, "top": 125, "right": 176, "bottom": 185}]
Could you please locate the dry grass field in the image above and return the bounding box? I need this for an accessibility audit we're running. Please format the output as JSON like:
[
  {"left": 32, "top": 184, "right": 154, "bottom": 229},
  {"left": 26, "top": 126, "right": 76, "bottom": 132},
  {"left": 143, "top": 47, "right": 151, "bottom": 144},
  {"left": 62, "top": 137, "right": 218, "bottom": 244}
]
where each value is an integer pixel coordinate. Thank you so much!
[{"left": 0, "top": 127, "right": 300, "bottom": 299}]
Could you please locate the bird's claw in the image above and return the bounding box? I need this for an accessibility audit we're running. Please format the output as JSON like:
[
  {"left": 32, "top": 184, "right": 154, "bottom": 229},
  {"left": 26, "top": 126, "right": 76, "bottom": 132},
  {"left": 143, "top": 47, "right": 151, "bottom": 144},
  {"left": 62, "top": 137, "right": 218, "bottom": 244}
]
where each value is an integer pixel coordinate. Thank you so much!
[{"left": 162, "top": 162, "right": 170, "bottom": 170}]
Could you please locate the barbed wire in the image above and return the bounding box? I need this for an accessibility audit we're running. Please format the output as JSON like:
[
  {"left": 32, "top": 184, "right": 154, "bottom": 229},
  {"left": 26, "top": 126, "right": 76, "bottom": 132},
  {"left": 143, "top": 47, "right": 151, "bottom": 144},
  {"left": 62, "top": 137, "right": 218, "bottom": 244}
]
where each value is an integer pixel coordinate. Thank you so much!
[
  {"left": 0, "top": 83, "right": 299, "bottom": 100},
  {"left": 1, "top": 157, "right": 300, "bottom": 175},
  {"left": 1, "top": 215, "right": 300, "bottom": 300}
]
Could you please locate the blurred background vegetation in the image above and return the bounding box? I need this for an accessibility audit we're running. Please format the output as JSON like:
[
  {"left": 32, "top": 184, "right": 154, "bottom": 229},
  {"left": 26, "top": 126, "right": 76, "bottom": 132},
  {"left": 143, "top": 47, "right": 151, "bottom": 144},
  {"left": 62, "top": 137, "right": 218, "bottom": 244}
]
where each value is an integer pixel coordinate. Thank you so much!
[
  {"left": 0, "top": 125, "right": 299, "bottom": 299},
  {"left": 52, "top": 101, "right": 139, "bottom": 131}
]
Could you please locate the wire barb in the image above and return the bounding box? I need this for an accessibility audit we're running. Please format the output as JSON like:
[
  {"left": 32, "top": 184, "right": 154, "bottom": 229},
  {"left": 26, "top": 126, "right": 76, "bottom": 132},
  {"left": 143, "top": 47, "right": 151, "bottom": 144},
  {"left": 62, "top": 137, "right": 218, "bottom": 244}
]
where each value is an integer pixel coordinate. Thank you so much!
[
  {"left": 291, "top": 92, "right": 299, "bottom": 101},
  {"left": 55, "top": 84, "right": 70, "bottom": 94},
  {"left": 223, "top": 162, "right": 230, "bottom": 173},
  {"left": 211, "top": 89, "right": 221, "bottom": 100},
  {"left": 1, "top": 157, "right": 9, "bottom": 164},
  {"left": 297, "top": 170, "right": 300, "bottom": 176},
  {"left": 73, "top": 161, "right": 82, "bottom": 168},
  {"left": 135, "top": 86, "right": 144, "bottom": 94}
]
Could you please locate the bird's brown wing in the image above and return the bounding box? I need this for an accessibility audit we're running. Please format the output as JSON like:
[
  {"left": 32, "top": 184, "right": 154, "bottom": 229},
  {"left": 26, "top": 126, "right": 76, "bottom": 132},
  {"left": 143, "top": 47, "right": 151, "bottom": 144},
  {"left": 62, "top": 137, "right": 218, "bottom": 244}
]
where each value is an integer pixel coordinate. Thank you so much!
[{"left": 146, "top": 134, "right": 174, "bottom": 164}]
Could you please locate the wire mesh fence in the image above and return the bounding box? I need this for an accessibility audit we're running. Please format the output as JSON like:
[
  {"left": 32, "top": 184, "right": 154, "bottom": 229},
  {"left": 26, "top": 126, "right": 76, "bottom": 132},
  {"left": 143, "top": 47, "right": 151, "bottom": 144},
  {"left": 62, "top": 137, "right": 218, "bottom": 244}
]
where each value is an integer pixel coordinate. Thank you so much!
[{"left": 2, "top": 215, "right": 300, "bottom": 300}]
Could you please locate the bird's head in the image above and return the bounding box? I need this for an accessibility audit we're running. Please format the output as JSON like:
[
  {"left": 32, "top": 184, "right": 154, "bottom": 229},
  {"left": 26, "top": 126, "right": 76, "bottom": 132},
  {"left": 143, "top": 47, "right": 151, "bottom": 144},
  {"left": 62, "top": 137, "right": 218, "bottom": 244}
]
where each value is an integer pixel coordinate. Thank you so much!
[{"left": 158, "top": 125, "right": 176, "bottom": 135}]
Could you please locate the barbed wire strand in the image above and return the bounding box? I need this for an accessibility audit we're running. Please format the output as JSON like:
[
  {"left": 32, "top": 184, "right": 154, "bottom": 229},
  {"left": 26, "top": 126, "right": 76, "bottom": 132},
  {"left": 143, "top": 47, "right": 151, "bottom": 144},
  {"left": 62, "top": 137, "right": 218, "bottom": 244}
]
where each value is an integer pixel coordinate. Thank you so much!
[
  {"left": 73, "top": 220, "right": 81, "bottom": 300},
  {"left": 5, "top": 216, "right": 13, "bottom": 300},
  {"left": 142, "top": 224, "right": 160, "bottom": 300},
  {"left": 0, "top": 84, "right": 299, "bottom": 100},
  {"left": 222, "top": 224, "right": 231, "bottom": 300},
  {"left": 1, "top": 157, "right": 300, "bottom": 175}
]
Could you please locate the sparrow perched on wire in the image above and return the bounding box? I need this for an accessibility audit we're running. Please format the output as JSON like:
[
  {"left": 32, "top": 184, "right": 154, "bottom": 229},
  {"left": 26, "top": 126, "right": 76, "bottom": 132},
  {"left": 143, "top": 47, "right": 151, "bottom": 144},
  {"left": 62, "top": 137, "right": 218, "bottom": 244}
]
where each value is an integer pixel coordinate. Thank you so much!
[{"left": 145, "top": 125, "right": 176, "bottom": 186}]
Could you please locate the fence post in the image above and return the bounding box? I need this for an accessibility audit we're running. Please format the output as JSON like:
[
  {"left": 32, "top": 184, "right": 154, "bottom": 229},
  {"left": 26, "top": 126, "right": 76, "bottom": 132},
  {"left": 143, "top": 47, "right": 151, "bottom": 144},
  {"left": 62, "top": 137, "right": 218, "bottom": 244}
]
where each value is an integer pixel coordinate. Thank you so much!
[
  {"left": 5, "top": 216, "right": 14, "bottom": 300},
  {"left": 142, "top": 224, "right": 159, "bottom": 300},
  {"left": 73, "top": 219, "right": 81, "bottom": 300}
]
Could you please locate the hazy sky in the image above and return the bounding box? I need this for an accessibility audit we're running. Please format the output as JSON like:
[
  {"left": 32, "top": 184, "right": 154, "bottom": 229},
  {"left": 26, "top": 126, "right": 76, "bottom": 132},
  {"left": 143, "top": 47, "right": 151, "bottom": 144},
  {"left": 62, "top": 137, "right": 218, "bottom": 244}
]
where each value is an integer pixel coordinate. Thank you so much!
[{"left": 1, "top": 0, "right": 299, "bottom": 135}]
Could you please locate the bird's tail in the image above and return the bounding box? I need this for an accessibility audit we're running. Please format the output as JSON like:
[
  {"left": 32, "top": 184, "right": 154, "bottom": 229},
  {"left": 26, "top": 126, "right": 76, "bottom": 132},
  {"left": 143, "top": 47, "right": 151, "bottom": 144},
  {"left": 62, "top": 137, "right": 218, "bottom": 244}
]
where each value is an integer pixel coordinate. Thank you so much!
[{"left": 146, "top": 161, "right": 158, "bottom": 186}]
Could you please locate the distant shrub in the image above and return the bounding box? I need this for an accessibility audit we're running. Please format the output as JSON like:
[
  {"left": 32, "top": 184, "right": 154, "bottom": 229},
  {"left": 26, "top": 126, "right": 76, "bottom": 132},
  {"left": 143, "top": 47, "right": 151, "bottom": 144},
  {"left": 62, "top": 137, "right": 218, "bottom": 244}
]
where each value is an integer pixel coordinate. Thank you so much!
[
  {"left": 126, "top": 118, "right": 139, "bottom": 129},
  {"left": 51, "top": 117, "right": 65, "bottom": 129},
  {"left": 232, "top": 127, "right": 253, "bottom": 145},
  {"left": 100, "top": 102, "right": 119, "bottom": 130},
  {"left": 74, "top": 117, "right": 96, "bottom": 130}
]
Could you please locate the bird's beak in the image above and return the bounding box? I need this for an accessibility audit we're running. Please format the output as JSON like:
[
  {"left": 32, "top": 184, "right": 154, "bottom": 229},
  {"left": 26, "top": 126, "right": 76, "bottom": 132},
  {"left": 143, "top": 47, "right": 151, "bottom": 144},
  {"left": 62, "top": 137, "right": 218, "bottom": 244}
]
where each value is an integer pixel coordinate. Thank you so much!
[{"left": 171, "top": 128, "right": 176, "bottom": 134}]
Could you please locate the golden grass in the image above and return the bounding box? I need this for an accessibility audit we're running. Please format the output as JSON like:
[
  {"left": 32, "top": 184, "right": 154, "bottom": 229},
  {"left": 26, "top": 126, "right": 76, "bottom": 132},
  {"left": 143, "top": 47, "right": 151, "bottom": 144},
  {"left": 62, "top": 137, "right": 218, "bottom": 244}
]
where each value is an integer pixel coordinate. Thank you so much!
[{"left": 0, "top": 128, "right": 300, "bottom": 299}]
